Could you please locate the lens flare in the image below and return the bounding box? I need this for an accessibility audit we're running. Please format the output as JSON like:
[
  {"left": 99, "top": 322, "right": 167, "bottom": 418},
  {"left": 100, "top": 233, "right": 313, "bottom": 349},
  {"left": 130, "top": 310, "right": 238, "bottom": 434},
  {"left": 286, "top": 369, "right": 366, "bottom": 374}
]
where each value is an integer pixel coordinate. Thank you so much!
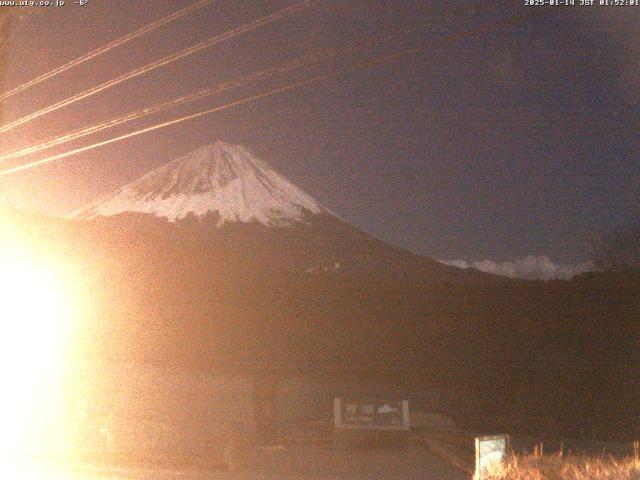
[{"left": 0, "top": 232, "right": 75, "bottom": 459}]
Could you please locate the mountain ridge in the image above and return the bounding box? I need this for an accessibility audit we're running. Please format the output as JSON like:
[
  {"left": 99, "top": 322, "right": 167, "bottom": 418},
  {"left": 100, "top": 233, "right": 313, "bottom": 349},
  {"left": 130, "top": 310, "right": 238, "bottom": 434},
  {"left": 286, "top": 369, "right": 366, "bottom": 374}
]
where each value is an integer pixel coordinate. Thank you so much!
[{"left": 68, "top": 140, "right": 502, "bottom": 283}]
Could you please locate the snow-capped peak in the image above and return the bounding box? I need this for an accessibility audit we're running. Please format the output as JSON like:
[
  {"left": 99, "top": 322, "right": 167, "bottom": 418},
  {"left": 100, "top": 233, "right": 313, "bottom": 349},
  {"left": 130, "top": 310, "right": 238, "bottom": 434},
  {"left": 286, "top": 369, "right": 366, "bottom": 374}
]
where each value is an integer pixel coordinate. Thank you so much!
[{"left": 72, "top": 141, "right": 328, "bottom": 226}]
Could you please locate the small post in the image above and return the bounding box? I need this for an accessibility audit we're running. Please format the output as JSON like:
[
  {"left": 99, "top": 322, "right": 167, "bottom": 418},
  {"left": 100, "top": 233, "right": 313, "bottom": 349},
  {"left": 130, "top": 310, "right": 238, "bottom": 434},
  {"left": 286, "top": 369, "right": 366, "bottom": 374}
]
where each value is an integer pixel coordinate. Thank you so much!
[
  {"left": 333, "top": 397, "right": 342, "bottom": 430},
  {"left": 401, "top": 400, "right": 410, "bottom": 431}
]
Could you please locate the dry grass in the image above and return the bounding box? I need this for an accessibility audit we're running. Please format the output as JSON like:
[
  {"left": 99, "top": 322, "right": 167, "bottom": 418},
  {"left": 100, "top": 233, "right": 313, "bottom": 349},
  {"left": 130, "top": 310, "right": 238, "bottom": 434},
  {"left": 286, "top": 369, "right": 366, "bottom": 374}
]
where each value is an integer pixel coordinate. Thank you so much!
[{"left": 483, "top": 454, "right": 640, "bottom": 480}]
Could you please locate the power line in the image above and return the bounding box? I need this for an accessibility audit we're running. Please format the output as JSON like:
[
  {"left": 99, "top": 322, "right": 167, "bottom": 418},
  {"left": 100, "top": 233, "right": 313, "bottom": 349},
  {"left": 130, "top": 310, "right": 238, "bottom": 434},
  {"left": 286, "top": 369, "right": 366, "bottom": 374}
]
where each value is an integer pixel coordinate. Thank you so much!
[
  {"left": 0, "top": 64, "right": 310, "bottom": 164},
  {"left": 0, "top": 0, "right": 215, "bottom": 103},
  {"left": 0, "top": 0, "right": 315, "bottom": 135},
  {"left": 0, "top": 7, "right": 449, "bottom": 163},
  {"left": 0, "top": 0, "right": 510, "bottom": 163},
  {"left": 0, "top": 8, "right": 553, "bottom": 178}
]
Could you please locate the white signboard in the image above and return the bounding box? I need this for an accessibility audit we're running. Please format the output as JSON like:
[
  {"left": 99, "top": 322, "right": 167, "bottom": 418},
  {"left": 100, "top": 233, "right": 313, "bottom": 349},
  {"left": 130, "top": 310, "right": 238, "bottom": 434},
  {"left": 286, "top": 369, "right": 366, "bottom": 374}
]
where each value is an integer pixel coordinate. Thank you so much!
[
  {"left": 334, "top": 398, "right": 410, "bottom": 431},
  {"left": 475, "top": 435, "right": 509, "bottom": 479}
]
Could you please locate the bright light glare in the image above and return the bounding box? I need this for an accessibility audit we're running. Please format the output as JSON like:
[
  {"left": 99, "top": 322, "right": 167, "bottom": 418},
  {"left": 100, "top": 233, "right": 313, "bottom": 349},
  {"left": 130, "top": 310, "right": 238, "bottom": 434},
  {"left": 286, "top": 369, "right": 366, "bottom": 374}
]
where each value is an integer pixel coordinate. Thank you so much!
[{"left": 0, "top": 234, "right": 75, "bottom": 459}]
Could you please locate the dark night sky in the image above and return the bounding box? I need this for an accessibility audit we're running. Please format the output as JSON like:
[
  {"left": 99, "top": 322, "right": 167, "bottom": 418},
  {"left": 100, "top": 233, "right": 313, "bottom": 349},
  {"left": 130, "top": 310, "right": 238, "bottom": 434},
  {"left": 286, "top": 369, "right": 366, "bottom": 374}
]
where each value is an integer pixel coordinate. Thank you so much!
[{"left": 0, "top": 0, "right": 638, "bottom": 271}]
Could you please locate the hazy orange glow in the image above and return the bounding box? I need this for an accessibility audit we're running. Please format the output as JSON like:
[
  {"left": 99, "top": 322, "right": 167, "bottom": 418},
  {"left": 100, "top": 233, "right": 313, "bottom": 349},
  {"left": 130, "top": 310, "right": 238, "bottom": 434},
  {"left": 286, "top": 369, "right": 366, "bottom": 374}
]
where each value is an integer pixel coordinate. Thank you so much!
[{"left": 0, "top": 222, "right": 78, "bottom": 460}]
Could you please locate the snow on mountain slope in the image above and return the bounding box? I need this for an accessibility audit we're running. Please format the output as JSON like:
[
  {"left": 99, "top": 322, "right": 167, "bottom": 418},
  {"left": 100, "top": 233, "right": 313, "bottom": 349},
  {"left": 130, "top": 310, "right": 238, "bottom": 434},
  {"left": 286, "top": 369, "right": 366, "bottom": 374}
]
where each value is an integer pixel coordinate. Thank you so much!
[{"left": 72, "top": 141, "right": 328, "bottom": 226}]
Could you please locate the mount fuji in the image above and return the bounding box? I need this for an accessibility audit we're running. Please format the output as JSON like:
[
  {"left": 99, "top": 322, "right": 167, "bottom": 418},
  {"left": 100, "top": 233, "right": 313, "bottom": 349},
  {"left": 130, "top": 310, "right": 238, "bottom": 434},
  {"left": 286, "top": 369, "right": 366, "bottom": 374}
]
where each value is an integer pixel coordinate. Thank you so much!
[
  {"left": 70, "top": 140, "right": 490, "bottom": 284},
  {"left": 72, "top": 141, "right": 330, "bottom": 226}
]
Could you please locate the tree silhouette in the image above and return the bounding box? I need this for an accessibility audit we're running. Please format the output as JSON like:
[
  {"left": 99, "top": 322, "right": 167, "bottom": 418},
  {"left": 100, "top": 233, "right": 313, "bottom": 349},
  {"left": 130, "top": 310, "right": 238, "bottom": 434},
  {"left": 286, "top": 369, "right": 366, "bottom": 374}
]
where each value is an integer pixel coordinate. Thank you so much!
[{"left": 590, "top": 223, "right": 640, "bottom": 271}]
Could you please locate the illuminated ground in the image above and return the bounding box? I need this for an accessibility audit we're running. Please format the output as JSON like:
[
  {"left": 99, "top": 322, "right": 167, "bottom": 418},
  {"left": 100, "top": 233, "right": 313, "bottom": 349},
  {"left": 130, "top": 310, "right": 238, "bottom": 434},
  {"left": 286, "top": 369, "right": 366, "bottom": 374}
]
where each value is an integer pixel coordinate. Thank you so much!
[{"left": 12, "top": 444, "right": 466, "bottom": 480}]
